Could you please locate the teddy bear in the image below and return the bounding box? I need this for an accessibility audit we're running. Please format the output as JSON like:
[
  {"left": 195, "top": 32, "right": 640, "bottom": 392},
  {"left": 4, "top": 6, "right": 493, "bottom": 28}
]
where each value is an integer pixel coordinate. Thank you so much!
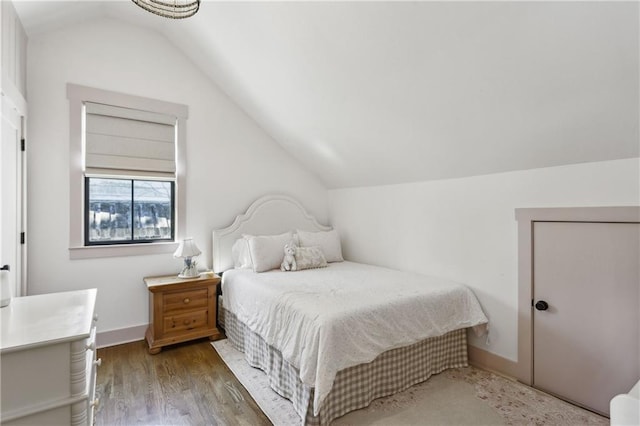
[{"left": 280, "top": 243, "right": 297, "bottom": 271}]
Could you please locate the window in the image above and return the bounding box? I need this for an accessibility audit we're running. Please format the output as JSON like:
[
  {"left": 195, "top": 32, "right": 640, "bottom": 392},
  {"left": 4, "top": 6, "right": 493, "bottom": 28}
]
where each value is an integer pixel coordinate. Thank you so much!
[
  {"left": 85, "top": 178, "right": 174, "bottom": 245},
  {"left": 67, "top": 84, "right": 188, "bottom": 259},
  {"left": 82, "top": 101, "right": 177, "bottom": 246}
]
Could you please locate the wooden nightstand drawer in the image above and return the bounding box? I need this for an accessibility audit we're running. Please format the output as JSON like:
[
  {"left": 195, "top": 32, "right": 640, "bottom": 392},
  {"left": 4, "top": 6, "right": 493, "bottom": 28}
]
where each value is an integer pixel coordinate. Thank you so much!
[
  {"left": 163, "top": 309, "right": 208, "bottom": 334},
  {"left": 163, "top": 288, "right": 208, "bottom": 313}
]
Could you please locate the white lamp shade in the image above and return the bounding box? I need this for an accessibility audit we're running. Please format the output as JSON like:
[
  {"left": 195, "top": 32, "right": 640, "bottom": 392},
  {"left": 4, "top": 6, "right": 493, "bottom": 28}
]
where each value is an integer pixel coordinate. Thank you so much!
[{"left": 173, "top": 238, "right": 201, "bottom": 258}]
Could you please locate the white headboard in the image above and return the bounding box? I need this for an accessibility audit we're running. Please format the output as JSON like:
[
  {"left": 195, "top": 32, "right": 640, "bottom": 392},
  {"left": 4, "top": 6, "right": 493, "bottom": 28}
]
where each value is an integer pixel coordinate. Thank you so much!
[{"left": 212, "top": 195, "right": 331, "bottom": 273}]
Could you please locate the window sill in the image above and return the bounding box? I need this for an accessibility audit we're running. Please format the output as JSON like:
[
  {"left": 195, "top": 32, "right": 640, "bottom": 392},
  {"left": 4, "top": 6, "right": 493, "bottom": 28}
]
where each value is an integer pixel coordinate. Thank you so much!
[{"left": 69, "top": 242, "right": 179, "bottom": 260}]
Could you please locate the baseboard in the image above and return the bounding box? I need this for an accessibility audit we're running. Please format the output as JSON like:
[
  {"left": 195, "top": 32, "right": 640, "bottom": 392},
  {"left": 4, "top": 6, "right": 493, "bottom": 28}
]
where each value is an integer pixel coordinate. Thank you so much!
[
  {"left": 468, "top": 344, "right": 520, "bottom": 380},
  {"left": 97, "top": 324, "right": 147, "bottom": 349}
]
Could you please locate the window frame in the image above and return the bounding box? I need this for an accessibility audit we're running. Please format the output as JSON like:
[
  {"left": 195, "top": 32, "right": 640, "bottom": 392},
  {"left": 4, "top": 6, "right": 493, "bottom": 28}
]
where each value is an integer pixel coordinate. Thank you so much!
[
  {"left": 67, "top": 84, "right": 188, "bottom": 259},
  {"left": 84, "top": 177, "right": 176, "bottom": 246}
]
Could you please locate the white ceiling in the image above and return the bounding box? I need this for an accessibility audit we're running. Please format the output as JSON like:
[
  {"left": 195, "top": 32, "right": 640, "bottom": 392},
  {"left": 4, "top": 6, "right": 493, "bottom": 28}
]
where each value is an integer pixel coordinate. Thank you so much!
[{"left": 13, "top": 1, "right": 640, "bottom": 188}]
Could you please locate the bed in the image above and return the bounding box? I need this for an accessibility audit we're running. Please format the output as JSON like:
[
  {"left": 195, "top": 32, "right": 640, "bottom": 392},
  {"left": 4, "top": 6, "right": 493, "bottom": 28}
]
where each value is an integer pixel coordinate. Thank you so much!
[{"left": 212, "top": 195, "right": 488, "bottom": 425}]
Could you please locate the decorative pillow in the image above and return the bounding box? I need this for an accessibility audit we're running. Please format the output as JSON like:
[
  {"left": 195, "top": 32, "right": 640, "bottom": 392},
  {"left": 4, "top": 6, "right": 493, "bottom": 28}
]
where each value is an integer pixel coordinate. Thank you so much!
[
  {"left": 296, "top": 229, "right": 344, "bottom": 263},
  {"left": 294, "top": 246, "right": 328, "bottom": 270},
  {"left": 231, "top": 237, "right": 252, "bottom": 269},
  {"left": 246, "top": 232, "right": 295, "bottom": 273}
]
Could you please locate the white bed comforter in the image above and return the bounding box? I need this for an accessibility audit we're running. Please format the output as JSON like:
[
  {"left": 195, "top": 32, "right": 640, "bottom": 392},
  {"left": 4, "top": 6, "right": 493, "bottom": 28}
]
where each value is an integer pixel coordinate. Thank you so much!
[{"left": 222, "top": 261, "right": 488, "bottom": 415}]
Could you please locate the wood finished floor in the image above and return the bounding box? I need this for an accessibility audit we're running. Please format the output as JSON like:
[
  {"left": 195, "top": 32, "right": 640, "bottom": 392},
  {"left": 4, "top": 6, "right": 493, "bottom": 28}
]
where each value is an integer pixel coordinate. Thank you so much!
[{"left": 95, "top": 338, "right": 271, "bottom": 425}]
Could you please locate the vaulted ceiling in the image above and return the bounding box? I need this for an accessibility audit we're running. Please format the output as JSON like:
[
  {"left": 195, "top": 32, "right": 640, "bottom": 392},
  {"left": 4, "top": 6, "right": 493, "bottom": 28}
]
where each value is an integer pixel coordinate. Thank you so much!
[{"left": 13, "top": 1, "right": 640, "bottom": 188}]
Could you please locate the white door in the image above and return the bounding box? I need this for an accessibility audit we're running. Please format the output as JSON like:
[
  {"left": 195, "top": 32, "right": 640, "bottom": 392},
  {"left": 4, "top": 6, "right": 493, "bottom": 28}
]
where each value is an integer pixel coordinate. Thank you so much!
[
  {"left": 533, "top": 221, "right": 640, "bottom": 416},
  {"left": 1, "top": 95, "right": 24, "bottom": 302}
]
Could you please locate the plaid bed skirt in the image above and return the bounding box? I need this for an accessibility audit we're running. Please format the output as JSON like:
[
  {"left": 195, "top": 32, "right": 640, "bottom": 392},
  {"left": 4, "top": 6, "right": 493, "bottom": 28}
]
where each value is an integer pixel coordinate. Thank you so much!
[{"left": 222, "top": 308, "right": 468, "bottom": 426}]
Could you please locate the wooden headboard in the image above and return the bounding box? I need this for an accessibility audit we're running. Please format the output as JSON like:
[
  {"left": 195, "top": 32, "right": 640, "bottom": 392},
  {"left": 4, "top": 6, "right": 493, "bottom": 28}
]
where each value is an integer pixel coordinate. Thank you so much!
[{"left": 212, "top": 195, "right": 331, "bottom": 273}]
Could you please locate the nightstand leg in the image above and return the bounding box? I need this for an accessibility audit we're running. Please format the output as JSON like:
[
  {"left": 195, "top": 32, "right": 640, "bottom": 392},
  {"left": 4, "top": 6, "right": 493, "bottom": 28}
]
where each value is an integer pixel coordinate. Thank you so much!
[{"left": 208, "top": 331, "right": 222, "bottom": 341}]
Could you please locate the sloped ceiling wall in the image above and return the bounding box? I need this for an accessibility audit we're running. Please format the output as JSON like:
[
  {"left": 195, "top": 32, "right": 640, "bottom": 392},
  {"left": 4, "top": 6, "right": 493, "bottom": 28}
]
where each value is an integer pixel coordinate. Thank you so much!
[{"left": 14, "top": 1, "right": 640, "bottom": 188}]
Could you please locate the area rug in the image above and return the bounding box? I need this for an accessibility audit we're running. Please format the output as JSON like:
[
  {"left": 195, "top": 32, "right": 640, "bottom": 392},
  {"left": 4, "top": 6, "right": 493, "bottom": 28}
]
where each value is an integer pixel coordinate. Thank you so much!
[{"left": 212, "top": 339, "right": 607, "bottom": 425}]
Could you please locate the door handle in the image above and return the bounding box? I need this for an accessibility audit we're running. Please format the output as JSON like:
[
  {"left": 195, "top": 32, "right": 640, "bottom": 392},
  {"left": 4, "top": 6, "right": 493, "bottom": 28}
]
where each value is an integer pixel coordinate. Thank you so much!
[
  {"left": 535, "top": 300, "right": 549, "bottom": 311},
  {"left": 0, "top": 265, "right": 9, "bottom": 272}
]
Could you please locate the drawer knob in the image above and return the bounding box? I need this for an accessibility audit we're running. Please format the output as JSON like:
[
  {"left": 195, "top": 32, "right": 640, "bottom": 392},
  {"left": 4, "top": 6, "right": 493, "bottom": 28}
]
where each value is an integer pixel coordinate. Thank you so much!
[
  {"left": 94, "top": 358, "right": 102, "bottom": 367},
  {"left": 183, "top": 298, "right": 190, "bottom": 304},
  {"left": 183, "top": 319, "right": 191, "bottom": 326},
  {"left": 91, "top": 398, "right": 100, "bottom": 408},
  {"left": 86, "top": 342, "right": 96, "bottom": 351},
  {"left": 93, "top": 313, "right": 99, "bottom": 322}
]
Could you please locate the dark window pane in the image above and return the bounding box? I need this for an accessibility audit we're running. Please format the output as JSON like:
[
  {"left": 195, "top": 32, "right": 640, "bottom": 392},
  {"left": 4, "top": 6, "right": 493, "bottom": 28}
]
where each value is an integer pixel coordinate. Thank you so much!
[
  {"left": 87, "top": 178, "right": 132, "bottom": 243},
  {"left": 133, "top": 181, "right": 172, "bottom": 241}
]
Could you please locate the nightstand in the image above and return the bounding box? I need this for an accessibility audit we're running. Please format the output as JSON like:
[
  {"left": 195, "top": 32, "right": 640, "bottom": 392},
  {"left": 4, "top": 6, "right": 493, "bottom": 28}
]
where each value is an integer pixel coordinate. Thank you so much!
[{"left": 144, "top": 274, "right": 222, "bottom": 354}]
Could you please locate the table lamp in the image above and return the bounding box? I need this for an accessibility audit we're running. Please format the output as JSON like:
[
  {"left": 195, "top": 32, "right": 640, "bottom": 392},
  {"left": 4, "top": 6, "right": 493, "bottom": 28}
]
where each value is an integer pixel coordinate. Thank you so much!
[{"left": 174, "top": 238, "right": 201, "bottom": 278}]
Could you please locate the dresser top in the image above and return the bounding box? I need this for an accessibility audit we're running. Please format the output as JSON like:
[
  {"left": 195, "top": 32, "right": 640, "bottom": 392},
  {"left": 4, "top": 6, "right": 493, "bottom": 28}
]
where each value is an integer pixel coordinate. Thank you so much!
[{"left": 0, "top": 289, "right": 97, "bottom": 353}]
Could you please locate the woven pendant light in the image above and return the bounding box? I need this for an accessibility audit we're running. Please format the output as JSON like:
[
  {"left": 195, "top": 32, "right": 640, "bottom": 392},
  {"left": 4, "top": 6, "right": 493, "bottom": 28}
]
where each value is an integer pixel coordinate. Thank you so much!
[{"left": 132, "top": 0, "right": 200, "bottom": 19}]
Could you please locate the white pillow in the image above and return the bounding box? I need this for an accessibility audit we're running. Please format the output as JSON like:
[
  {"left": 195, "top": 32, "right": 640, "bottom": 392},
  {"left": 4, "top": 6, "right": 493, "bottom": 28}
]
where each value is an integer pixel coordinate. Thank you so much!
[
  {"left": 294, "top": 246, "right": 328, "bottom": 270},
  {"left": 231, "top": 237, "right": 252, "bottom": 269},
  {"left": 296, "top": 229, "right": 344, "bottom": 263},
  {"left": 246, "top": 231, "right": 295, "bottom": 273}
]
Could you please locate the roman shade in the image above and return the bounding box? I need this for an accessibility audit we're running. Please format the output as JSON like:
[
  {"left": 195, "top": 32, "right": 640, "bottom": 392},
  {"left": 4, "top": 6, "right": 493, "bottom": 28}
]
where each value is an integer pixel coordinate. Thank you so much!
[{"left": 84, "top": 102, "right": 177, "bottom": 178}]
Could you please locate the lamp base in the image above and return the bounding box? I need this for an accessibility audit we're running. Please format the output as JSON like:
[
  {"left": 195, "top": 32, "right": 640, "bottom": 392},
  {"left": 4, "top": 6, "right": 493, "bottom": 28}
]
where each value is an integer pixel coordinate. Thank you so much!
[
  {"left": 178, "top": 265, "right": 200, "bottom": 279},
  {"left": 178, "top": 270, "right": 199, "bottom": 279},
  {"left": 177, "top": 256, "right": 199, "bottom": 278}
]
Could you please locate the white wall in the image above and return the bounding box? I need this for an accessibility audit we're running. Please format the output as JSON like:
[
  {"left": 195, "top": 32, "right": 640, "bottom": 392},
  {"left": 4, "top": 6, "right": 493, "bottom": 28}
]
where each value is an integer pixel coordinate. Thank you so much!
[
  {"left": 328, "top": 158, "right": 640, "bottom": 361},
  {"left": 26, "top": 18, "right": 328, "bottom": 340}
]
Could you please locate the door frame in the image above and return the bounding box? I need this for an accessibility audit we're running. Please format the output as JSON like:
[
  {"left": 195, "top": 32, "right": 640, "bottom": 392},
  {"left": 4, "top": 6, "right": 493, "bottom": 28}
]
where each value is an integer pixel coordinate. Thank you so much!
[
  {"left": 1, "top": 91, "right": 27, "bottom": 297},
  {"left": 514, "top": 206, "right": 640, "bottom": 385}
]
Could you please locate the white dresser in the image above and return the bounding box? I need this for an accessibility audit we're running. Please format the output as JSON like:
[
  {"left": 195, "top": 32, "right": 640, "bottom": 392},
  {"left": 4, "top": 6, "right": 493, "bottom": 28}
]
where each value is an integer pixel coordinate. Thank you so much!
[{"left": 1, "top": 289, "right": 100, "bottom": 425}]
